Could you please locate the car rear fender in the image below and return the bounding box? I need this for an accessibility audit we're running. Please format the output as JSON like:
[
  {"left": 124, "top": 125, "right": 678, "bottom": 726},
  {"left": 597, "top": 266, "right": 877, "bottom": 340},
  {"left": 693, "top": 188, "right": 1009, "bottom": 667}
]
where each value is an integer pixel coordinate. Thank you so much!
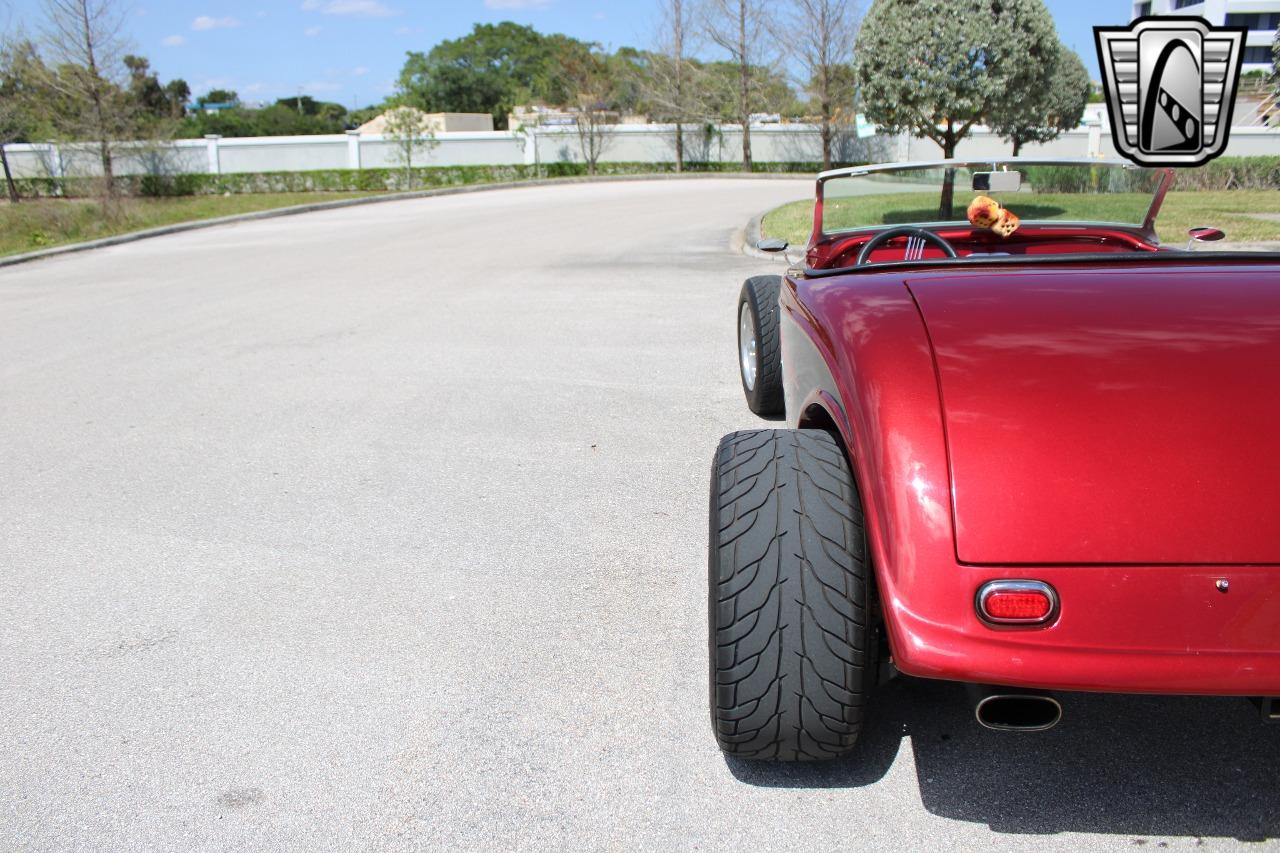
[{"left": 779, "top": 273, "right": 957, "bottom": 661}]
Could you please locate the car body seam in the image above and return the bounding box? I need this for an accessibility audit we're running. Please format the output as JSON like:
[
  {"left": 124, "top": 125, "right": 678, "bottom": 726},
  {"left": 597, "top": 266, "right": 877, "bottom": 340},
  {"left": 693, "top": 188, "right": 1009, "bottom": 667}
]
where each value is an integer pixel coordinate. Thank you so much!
[{"left": 902, "top": 279, "right": 963, "bottom": 566}]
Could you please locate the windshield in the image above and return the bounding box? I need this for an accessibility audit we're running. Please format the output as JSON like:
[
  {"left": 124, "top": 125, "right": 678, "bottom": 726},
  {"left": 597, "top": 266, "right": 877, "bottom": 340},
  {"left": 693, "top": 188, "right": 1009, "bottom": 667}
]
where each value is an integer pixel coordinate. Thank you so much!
[{"left": 819, "top": 162, "right": 1168, "bottom": 236}]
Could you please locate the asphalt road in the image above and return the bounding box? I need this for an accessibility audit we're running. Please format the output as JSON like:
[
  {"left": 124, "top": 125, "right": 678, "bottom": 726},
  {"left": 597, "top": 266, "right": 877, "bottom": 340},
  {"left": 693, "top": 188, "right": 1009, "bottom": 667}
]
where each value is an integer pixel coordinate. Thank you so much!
[{"left": 2, "top": 180, "right": 1278, "bottom": 850}]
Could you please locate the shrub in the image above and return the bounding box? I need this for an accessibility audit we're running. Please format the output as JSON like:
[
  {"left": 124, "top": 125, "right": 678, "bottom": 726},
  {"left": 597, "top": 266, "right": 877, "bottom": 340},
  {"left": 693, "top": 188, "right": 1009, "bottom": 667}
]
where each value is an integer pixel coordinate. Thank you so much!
[
  {"left": 16, "top": 157, "right": 1275, "bottom": 200},
  {"left": 1172, "top": 157, "right": 1280, "bottom": 191}
]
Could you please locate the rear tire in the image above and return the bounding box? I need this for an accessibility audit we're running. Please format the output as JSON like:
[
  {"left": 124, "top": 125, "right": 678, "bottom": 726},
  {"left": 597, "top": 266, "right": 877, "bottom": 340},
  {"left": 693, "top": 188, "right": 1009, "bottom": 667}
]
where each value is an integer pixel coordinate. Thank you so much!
[
  {"left": 738, "top": 276, "right": 784, "bottom": 417},
  {"left": 708, "top": 428, "right": 873, "bottom": 761}
]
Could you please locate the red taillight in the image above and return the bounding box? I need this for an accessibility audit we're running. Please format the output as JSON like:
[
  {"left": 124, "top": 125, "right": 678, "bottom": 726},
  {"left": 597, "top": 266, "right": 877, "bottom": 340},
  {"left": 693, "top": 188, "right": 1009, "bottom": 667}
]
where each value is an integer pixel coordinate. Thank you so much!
[{"left": 977, "top": 581, "right": 1057, "bottom": 626}]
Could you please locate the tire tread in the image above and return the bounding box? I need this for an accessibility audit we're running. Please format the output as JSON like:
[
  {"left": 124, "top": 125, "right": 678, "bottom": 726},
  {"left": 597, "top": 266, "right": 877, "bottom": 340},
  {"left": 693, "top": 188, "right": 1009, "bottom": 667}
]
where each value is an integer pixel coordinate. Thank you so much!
[
  {"left": 740, "top": 276, "right": 785, "bottom": 416},
  {"left": 709, "top": 428, "right": 870, "bottom": 760}
]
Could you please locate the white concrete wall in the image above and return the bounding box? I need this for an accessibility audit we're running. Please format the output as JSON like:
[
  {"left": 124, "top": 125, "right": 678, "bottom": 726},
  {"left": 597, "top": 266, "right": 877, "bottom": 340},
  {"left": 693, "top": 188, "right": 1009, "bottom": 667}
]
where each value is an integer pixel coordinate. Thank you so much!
[
  {"left": 3, "top": 123, "right": 1276, "bottom": 180},
  {"left": 900, "top": 125, "right": 1279, "bottom": 160},
  {"left": 360, "top": 133, "right": 526, "bottom": 169},
  {"left": 217, "top": 136, "right": 350, "bottom": 173},
  {"left": 2, "top": 140, "right": 210, "bottom": 178},
  {"left": 528, "top": 125, "right": 899, "bottom": 165}
]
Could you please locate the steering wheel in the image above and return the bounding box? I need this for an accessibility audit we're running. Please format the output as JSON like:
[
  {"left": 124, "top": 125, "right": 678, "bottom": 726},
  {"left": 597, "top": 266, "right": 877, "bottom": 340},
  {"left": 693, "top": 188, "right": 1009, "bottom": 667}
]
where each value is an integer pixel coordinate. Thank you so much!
[{"left": 855, "top": 226, "right": 957, "bottom": 266}]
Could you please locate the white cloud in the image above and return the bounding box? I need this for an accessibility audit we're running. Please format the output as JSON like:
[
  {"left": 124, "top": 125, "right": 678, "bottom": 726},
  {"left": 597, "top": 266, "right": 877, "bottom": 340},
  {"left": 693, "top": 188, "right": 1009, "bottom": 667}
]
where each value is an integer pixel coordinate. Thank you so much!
[
  {"left": 244, "top": 82, "right": 266, "bottom": 93},
  {"left": 352, "top": 66, "right": 369, "bottom": 76},
  {"left": 301, "top": 0, "right": 397, "bottom": 16},
  {"left": 304, "top": 25, "right": 322, "bottom": 36},
  {"left": 192, "top": 15, "right": 241, "bottom": 30},
  {"left": 394, "top": 25, "right": 423, "bottom": 35},
  {"left": 483, "top": 0, "right": 549, "bottom": 8},
  {"left": 303, "top": 81, "right": 343, "bottom": 93},
  {"left": 162, "top": 34, "right": 187, "bottom": 46}
]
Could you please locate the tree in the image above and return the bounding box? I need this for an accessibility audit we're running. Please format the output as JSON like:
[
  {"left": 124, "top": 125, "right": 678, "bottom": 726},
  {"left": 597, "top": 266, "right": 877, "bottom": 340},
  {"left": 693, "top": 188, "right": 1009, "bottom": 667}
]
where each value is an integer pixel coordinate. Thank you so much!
[
  {"left": 199, "top": 88, "right": 238, "bottom": 105},
  {"left": 559, "top": 48, "right": 615, "bottom": 175},
  {"left": 855, "top": 0, "right": 1057, "bottom": 214},
  {"left": 176, "top": 102, "right": 349, "bottom": 138},
  {"left": 397, "top": 23, "right": 594, "bottom": 129},
  {"left": 36, "top": 0, "right": 136, "bottom": 199},
  {"left": 124, "top": 54, "right": 168, "bottom": 117},
  {"left": 273, "top": 95, "right": 347, "bottom": 120},
  {"left": 856, "top": 0, "right": 1056, "bottom": 157},
  {"left": 197, "top": 89, "right": 237, "bottom": 108},
  {"left": 789, "top": 0, "right": 861, "bottom": 170},
  {"left": 647, "top": 0, "right": 703, "bottom": 171},
  {"left": 989, "top": 42, "right": 1089, "bottom": 155},
  {"left": 0, "top": 38, "right": 50, "bottom": 202},
  {"left": 694, "top": 60, "right": 801, "bottom": 123},
  {"left": 164, "top": 78, "right": 189, "bottom": 118},
  {"left": 382, "top": 104, "right": 437, "bottom": 189},
  {"left": 702, "top": 0, "right": 778, "bottom": 170}
]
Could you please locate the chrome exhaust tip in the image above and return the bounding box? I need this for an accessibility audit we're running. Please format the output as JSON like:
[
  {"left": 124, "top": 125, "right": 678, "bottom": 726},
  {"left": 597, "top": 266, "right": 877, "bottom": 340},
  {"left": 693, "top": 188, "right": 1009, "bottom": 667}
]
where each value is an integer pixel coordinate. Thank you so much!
[{"left": 973, "top": 689, "right": 1063, "bottom": 732}]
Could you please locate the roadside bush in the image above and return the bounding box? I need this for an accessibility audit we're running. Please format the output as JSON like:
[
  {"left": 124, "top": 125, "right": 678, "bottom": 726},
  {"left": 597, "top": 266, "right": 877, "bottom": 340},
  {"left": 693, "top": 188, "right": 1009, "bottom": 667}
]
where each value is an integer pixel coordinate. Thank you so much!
[
  {"left": 20, "top": 156, "right": 1275, "bottom": 200},
  {"left": 1173, "top": 157, "right": 1280, "bottom": 191},
  {"left": 1022, "top": 164, "right": 1160, "bottom": 193},
  {"left": 1022, "top": 158, "right": 1280, "bottom": 193},
  {"left": 12, "top": 160, "right": 868, "bottom": 199}
]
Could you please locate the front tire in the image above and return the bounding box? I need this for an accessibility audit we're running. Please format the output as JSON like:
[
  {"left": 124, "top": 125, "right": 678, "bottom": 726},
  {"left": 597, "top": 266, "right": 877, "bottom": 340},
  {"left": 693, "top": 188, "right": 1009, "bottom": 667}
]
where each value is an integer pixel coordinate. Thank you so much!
[
  {"left": 738, "top": 276, "right": 784, "bottom": 417},
  {"left": 708, "top": 429, "right": 873, "bottom": 761}
]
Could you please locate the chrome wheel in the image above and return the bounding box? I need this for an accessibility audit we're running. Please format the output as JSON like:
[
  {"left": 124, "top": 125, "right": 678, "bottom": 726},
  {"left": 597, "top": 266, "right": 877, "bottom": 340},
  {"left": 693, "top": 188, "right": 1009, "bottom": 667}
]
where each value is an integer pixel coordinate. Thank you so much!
[{"left": 739, "top": 302, "right": 757, "bottom": 392}]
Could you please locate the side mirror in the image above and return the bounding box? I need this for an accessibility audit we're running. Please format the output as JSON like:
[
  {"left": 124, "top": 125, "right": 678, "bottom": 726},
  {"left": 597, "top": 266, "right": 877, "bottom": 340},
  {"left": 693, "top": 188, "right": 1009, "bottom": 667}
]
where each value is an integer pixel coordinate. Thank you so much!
[
  {"left": 1186, "top": 226, "right": 1225, "bottom": 251},
  {"left": 756, "top": 238, "right": 789, "bottom": 253}
]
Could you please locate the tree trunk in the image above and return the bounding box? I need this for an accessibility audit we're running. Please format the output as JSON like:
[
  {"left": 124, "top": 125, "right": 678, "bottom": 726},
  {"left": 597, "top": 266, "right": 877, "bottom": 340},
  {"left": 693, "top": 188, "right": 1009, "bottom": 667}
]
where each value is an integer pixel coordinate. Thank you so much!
[
  {"left": 98, "top": 137, "right": 115, "bottom": 200},
  {"left": 674, "top": 0, "right": 685, "bottom": 174},
  {"left": 939, "top": 128, "right": 956, "bottom": 220},
  {"left": 821, "top": 102, "right": 833, "bottom": 171},
  {"left": 1011, "top": 137, "right": 1022, "bottom": 157},
  {"left": 738, "top": 0, "right": 752, "bottom": 172},
  {"left": 78, "top": 0, "right": 116, "bottom": 201},
  {"left": 1, "top": 145, "right": 19, "bottom": 204},
  {"left": 820, "top": 63, "right": 832, "bottom": 171},
  {"left": 942, "top": 128, "right": 956, "bottom": 159}
]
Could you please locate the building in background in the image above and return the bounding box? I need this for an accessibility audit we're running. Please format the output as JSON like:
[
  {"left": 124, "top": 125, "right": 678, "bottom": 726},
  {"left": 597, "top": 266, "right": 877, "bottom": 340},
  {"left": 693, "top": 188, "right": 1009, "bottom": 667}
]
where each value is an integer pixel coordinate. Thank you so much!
[
  {"left": 1130, "top": 0, "right": 1278, "bottom": 72},
  {"left": 356, "top": 110, "right": 494, "bottom": 135}
]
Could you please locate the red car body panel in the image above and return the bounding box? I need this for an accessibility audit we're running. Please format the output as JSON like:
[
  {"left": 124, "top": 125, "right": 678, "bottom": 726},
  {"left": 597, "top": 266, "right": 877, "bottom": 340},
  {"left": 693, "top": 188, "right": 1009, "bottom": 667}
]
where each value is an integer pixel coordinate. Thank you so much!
[
  {"left": 779, "top": 255, "right": 1280, "bottom": 695},
  {"left": 910, "top": 266, "right": 1280, "bottom": 566}
]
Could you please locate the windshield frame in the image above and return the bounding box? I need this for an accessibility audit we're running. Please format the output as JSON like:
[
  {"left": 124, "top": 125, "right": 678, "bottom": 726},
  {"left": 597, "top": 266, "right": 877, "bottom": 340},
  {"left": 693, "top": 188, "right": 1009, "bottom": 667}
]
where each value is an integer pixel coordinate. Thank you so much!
[{"left": 813, "top": 159, "right": 1176, "bottom": 246}]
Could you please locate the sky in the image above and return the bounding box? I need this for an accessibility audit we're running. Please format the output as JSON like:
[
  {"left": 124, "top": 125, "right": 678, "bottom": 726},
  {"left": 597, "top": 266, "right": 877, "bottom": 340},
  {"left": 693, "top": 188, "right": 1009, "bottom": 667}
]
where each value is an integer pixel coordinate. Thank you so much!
[{"left": 1, "top": 0, "right": 1131, "bottom": 108}]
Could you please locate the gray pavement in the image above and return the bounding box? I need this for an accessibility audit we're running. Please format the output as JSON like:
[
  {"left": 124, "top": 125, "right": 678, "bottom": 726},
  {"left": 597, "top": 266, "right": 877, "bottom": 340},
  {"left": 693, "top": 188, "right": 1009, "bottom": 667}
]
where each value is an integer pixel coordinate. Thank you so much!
[{"left": 1, "top": 179, "right": 1277, "bottom": 850}]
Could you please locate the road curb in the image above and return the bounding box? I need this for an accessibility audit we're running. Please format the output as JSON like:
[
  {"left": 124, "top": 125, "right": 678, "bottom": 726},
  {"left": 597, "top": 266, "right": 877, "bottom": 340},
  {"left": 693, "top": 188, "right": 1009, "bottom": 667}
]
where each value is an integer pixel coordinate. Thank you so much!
[
  {"left": 739, "top": 209, "right": 808, "bottom": 265},
  {"left": 0, "top": 172, "right": 816, "bottom": 269}
]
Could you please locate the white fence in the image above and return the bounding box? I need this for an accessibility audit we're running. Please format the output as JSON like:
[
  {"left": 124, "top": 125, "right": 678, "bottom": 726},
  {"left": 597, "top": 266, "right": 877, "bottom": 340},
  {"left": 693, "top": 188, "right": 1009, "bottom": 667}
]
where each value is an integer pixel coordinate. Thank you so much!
[{"left": 3, "top": 122, "right": 1277, "bottom": 179}]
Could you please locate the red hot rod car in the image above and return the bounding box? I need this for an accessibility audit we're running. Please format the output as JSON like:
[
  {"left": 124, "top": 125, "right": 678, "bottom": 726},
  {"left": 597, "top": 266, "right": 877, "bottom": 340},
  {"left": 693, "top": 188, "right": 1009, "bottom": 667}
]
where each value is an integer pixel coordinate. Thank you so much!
[{"left": 709, "top": 159, "right": 1280, "bottom": 761}]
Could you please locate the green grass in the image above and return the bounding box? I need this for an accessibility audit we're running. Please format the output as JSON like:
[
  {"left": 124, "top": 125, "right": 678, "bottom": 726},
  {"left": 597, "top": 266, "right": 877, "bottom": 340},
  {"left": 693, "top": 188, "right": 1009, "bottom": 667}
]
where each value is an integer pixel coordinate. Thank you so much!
[
  {"left": 761, "top": 191, "right": 1280, "bottom": 247},
  {"left": 0, "top": 192, "right": 384, "bottom": 258}
]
